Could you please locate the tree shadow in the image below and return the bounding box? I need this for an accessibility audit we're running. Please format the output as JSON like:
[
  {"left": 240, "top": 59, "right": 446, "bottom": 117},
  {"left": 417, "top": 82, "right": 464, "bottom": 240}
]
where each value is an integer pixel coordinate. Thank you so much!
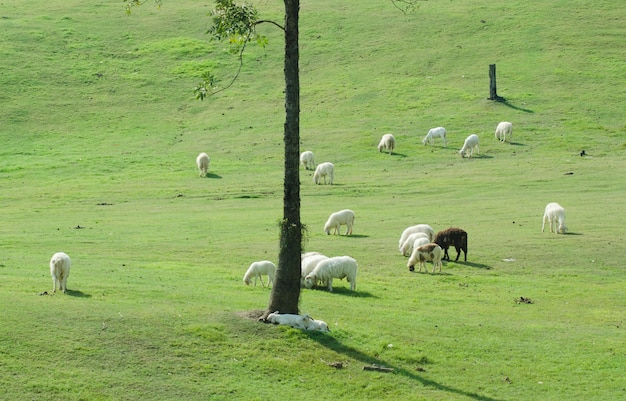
[
  {"left": 492, "top": 97, "right": 534, "bottom": 114},
  {"left": 306, "top": 333, "right": 504, "bottom": 401}
]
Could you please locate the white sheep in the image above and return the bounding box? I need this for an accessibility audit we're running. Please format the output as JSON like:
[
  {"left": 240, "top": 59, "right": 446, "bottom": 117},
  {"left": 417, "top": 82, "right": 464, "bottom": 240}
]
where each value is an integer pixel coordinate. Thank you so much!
[
  {"left": 243, "top": 260, "right": 276, "bottom": 287},
  {"left": 50, "top": 252, "right": 71, "bottom": 294},
  {"left": 196, "top": 152, "right": 210, "bottom": 177},
  {"left": 377, "top": 133, "right": 396, "bottom": 155},
  {"left": 266, "top": 312, "right": 311, "bottom": 329},
  {"left": 398, "top": 224, "right": 435, "bottom": 248},
  {"left": 495, "top": 121, "right": 513, "bottom": 143},
  {"left": 301, "top": 253, "right": 329, "bottom": 287},
  {"left": 542, "top": 202, "right": 568, "bottom": 234},
  {"left": 407, "top": 243, "right": 443, "bottom": 273},
  {"left": 305, "top": 317, "right": 330, "bottom": 332},
  {"left": 459, "top": 134, "right": 480, "bottom": 158},
  {"left": 323, "top": 209, "right": 355, "bottom": 235},
  {"left": 399, "top": 232, "right": 430, "bottom": 256},
  {"left": 304, "top": 256, "right": 357, "bottom": 292},
  {"left": 313, "top": 162, "right": 334, "bottom": 185},
  {"left": 422, "top": 127, "right": 447, "bottom": 147},
  {"left": 300, "top": 151, "right": 316, "bottom": 170}
]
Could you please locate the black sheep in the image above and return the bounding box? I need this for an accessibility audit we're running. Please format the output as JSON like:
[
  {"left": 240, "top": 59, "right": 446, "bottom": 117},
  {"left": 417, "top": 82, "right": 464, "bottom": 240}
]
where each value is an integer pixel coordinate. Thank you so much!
[{"left": 434, "top": 227, "right": 468, "bottom": 262}]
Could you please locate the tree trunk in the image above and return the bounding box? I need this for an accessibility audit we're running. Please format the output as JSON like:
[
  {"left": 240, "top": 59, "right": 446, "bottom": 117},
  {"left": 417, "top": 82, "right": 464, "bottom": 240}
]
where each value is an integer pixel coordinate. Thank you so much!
[
  {"left": 488, "top": 64, "right": 503, "bottom": 101},
  {"left": 263, "top": 0, "right": 301, "bottom": 318}
]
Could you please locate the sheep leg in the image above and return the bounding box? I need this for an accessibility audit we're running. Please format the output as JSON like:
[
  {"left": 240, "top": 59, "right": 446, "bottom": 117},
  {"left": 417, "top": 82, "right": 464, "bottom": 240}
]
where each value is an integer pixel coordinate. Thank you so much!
[{"left": 259, "top": 275, "right": 266, "bottom": 287}]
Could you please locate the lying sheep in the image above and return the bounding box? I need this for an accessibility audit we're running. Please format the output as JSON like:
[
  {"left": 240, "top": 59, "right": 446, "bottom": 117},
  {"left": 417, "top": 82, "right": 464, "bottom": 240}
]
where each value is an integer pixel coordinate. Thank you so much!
[
  {"left": 313, "top": 162, "right": 334, "bottom": 185},
  {"left": 324, "top": 209, "right": 355, "bottom": 235},
  {"left": 377, "top": 133, "right": 396, "bottom": 155},
  {"left": 459, "top": 134, "right": 480, "bottom": 158},
  {"left": 243, "top": 260, "right": 276, "bottom": 287},
  {"left": 422, "top": 127, "right": 447, "bottom": 147},
  {"left": 300, "top": 151, "right": 315, "bottom": 170},
  {"left": 434, "top": 227, "right": 468, "bottom": 261},
  {"left": 398, "top": 224, "right": 435, "bottom": 248},
  {"left": 304, "top": 256, "right": 357, "bottom": 292},
  {"left": 196, "top": 152, "right": 210, "bottom": 177},
  {"left": 50, "top": 252, "right": 71, "bottom": 294},
  {"left": 399, "top": 232, "right": 430, "bottom": 256},
  {"left": 266, "top": 312, "right": 311, "bottom": 329},
  {"left": 407, "top": 243, "right": 443, "bottom": 273},
  {"left": 542, "top": 202, "right": 568, "bottom": 234},
  {"left": 306, "top": 317, "right": 330, "bottom": 332},
  {"left": 495, "top": 121, "right": 513, "bottom": 143},
  {"left": 301, "top": 253, "right": 329, "bottom": 287}
]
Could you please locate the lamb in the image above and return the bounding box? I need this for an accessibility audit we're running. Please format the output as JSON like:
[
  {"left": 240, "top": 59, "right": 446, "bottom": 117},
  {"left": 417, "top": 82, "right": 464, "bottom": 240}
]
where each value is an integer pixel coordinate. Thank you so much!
[
  {"left": 313, "top": 162, "right": 334, "bottom": 185},
  {"left": 196, "top": 152, "right": 210, "bottom": 177},
  {"left": 407, "top": 243, "right": 443, "bottom": 273},
  {"left": 50, "top": 252, "right": 71, "bottom": 294},
  {"left": 398, "top": 224, "right": 435, "bottom": 248},
  {"left": 542, "top": 202, "right": 568, "bottom": 234},
  {"left": 459, "top": 134, "right": 480, "bottom": 158},
  {"left": 410, "top": 237, "right": 430, "bottom": 257},
  {"left": 399, "top": 232, "right": 430, "bottom": 256},
  {"left": 305, "top": 318, "right": 330, "bottom": 332},
  {"left": 266, "top": 312, "right": 311, "bottom": 329},
  {"left": 495, "top": 121, "right": 513, "bottom": 143},
  {"left": 377, "top": 133, "right": 396, "bottom": 155},
  {"left": 422, "top": 127, "right": 447, "bottom": 147},
  {"left": 324, "top": 209, "right": 355, "bottom": 235},
  {"left": 243, "top": 260, "right": 276, "bottom": 287},
  {"left": 434, "top": 227, "right": 468, "bottom": 261},
  {"left": 300, "top": 151, "right": 315, "bottom": 170},
  {"left": 304, "top": 256, "right": 357, "bottom": 292},
  {"left": 301, "top": 253, "right": 329, "bottom": 287}
]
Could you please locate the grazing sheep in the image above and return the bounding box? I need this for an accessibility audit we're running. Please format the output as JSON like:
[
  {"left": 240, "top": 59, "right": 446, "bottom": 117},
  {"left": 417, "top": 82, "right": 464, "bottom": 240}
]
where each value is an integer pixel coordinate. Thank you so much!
[
  {"left": 50, "top": 252, "right": 71, "bottom": 294},
  {"left": 399, "top": 232, "right": 430, "bottom": 256},
  {"left": 304, "top": 256, "right": 357, "bottom": 292},
  {"left": 407, "top": 243, "right": 443, "bottom": 273},
  {"left": 306, "top": 317, "right": 330, "bottom": 332},
  {"left": 542, "top": 203, "right": 568, "bottom": 234},
  {"left": 398, "top": 224, "right": 435, "bottom": 248},
  {"left": 434, "top": 227, "right": 468, "bottom": 262},
  {"left": 324, "top": 209, "right": 355, "bottom": 235},
  {"left": 377, "top": 133, "right": 396, "bottom": 155},
  {"left": 495, "top": 121, "right": 513, "bottom": 143},
  {"left": 459, "top": 134, "right": 480, "bottom": 158},
  {"left": 301, "top": 253, "right": 329, "bottom": 287},
  {"left": 266, "top": 312, "right": 311, "bottom": 329},
  {"left": 422, "top": 127, "right": 447, "bottom": 147},
  {"left": 410, "top": 237, "right": 430, "bottom": 257},
  {"left": 196, "top": 152, "right": 210, "bottom": 177},
  {"left": 313, "top": 162, "right": 334, "bottom": 185},
  {"left": 300, "top": 151, "right": 316, "bottom": 170},
  {"left": 243, "top": 260, "right": 276, "bottom": 287}
]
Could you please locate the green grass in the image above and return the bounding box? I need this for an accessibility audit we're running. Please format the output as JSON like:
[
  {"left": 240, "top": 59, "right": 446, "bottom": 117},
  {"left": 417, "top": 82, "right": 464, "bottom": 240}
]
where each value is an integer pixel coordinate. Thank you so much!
[{"left": 1, "top": 0, "right": 625, "bottom": 400}]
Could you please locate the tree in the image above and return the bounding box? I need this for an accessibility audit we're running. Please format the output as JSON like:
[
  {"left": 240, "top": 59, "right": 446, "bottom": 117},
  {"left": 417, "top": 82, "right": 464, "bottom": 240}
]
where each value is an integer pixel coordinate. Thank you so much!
[{"left": 127, "top": 0, "right": 420, "bottom": 319}]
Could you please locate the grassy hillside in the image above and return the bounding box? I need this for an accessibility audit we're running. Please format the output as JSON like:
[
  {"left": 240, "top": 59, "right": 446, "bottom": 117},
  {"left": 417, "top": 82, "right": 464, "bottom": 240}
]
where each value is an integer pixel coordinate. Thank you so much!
[{"left": 0, "top": 0, "right": 624, "bottom": 400}]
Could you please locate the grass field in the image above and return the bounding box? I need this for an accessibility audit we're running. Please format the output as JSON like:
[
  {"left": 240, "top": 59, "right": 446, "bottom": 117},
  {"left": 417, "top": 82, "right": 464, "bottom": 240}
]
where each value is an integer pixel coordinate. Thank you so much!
[{"left": 0, "top": 0, "right": 624, "bottom": 400}]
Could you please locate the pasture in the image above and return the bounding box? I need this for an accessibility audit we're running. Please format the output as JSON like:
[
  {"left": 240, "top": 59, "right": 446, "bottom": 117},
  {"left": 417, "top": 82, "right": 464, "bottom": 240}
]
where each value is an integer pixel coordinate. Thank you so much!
[{"left": 0, "top": 0, "right": 624, "bottom": 400}]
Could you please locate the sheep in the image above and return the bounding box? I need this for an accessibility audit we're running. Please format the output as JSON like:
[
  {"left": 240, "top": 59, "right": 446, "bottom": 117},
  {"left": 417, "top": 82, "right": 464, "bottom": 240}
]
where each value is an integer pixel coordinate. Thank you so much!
[
  {"left": 266, "top": 312, "right": 311, "bottom": 329},
  {"left": 407, "top": 243, "right": 443, "bottom": 273},
  {"left": 313, "top": 162, "right": 334, "bottom": 185},
  {"left": 434, "top": 227, "right": 468, "bottom": 262},
  {"left": 305, "top": 317, "right": 330, "bottom": 332},
  {"left": 243, "top": 260, "right": 276, "bottom": 287},
  {"left": 301, "top": 253, "right": 329, "bottom": 287},
  {"left": 377, "top": 133, "right": 396, "bottom": 155},
  {"left": 495, "top": 121, "right": 513, "bottom": 143},
  {"left": 459, "top": 134, "right": 480, "bottom": 158},
  {"left": 323, "top": 209, "right": 355, "bottom": 235},
  {"left": 399, "top": 232, "right": 430, "bottom": 256},
  {"left": 196, "top": 152, "right": 210, "bottom": 177},
  {"left": 422, "top": 127, "right": 447, "bottom": 147},
  {"left": 410, "top": 237, "right": 430, "bottom": 257},
  {"left": 398, "top": 224, "right": 435, "bottom": 248},
  {"left": 50, "top": 252, "right": 71, "bottom": 294},
  {"left": 542, "top": 203, "right": 568, "bottom": 234},
  {"left": 300, "top": 151, "right": 315, "bottom": 170},
  {"left": 304, "top": 256, "right": 357, "bottom": 292}
]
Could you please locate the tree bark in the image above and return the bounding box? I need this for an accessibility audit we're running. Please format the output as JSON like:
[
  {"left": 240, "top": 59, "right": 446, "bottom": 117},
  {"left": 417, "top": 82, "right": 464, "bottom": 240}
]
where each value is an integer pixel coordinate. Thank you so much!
[
  {"left": 263, "top": 0, "right": 301, "bottom": 318},
  {"left": 488, "top": 64, "right": 503, "bottom": 101}
]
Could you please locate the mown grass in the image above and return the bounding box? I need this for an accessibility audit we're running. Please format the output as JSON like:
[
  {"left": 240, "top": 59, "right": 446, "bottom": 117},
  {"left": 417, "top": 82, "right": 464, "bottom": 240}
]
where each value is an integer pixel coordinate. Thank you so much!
[{"left": 0, "top": 0, "right": 624, "bottom": 400}]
